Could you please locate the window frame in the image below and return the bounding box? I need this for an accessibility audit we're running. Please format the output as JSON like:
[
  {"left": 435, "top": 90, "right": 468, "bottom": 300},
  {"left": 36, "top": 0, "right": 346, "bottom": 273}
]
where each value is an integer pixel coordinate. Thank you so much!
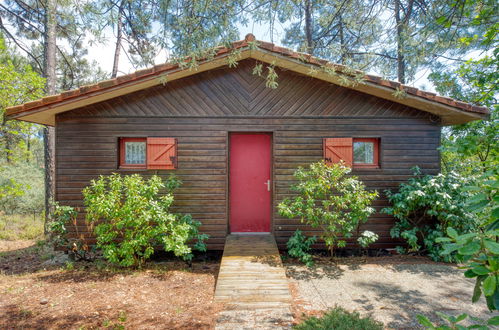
[
  {"left": 352, "top": 138, "right": 380, "bottom": 169},
  {"left": 119, "top": 137, "right": 147, "bottom": 169}
]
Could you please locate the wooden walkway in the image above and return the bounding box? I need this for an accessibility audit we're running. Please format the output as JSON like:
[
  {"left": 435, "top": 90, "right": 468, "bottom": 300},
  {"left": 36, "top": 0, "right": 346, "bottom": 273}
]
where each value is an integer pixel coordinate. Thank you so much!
[{"left": 214, "top": 234, "right": 293, "bottom": 329}]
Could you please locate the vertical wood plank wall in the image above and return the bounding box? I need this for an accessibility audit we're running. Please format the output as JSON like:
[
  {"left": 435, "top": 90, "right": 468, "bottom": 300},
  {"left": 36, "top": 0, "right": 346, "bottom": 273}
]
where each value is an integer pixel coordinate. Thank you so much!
[{"left": 56, "top": 60, "right": 441, "bottom": 250}]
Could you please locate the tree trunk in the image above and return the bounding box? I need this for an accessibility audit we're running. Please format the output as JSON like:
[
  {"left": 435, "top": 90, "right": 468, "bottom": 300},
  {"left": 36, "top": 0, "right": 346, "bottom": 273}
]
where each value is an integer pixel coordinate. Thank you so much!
[
  {"left": 5, "top": 133, "right": 11, "bottom": 163},
  {"left": 43, "top": 0, "right": 57, "bottom": 232},
  {"left": 111, "top": 1, "right": 124, "bottom": 78},
  {"left": 339, "top": 14, "right": 345, "bottom": 64},
  {"left": 304, "top": 0, "right": 313, "bottom": 54},
  {"left": 26, "top": 134, "right": 30, "bottom": 163},
  {"left": 394, "top": 0, "right": 405, "bottom": 84}
]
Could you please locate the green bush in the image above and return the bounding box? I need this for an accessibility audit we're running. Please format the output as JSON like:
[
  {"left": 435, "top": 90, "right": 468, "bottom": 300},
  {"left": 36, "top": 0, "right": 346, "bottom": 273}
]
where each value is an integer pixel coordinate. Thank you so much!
[
  {"left": 383, "top": 168, "right": 477, "bottom": 262},
  {"left": 438, "top": 174, "right": 499, "bottom": 311},
  {"left": 357, "top": 230, "right": 379, "bottom": 248},
  {"left": 287, "top": 229, "right": 316, "bottom": 267},
  {"left": 294, "top": 306, "right": 383, "bottom": 330},
  {"left": 83, "top": 173, "right": 208, "bottom": 267},
  {"left": 278, "top": 161, "right": 378, "bottom": 256},
  {"left": 49, "top": 203, "right": 94, "bottom": 261}
]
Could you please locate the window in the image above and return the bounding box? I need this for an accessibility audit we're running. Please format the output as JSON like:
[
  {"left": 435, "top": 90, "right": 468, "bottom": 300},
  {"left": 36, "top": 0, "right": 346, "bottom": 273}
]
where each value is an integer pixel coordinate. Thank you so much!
[
  {"left": 353, "top": 138, "right": 379, "bottom": 168},
  {"left": 119, "top": 137, "right": 177, "bottom": 169},
  {"left": 120, "top": 138, "right": 146, "bottom": 169},
  {"left": 323, "top": 137, "right": 379, "bottom": 169}
]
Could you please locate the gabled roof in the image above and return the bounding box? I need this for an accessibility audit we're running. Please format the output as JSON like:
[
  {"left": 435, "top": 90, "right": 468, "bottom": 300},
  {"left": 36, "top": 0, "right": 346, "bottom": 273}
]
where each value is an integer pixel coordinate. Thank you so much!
[{"left": 6, "top": 34, "right": 489, "bottom": 126}]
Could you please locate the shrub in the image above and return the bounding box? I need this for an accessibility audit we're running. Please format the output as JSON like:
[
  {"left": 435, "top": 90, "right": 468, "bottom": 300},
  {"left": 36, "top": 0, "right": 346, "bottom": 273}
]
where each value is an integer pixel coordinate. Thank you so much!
[
  {"left": 357, "top": 230, "right": 379, "bottom": 248},
  {"left": 294, "top": 306, "right": 383, "bottom": 330},
  {"left": 278, "top": 161, "right": 378, "bottom": 257},
  {"left": 287, "top": 229, "right": 316, "bottom": 267},
  {"left": 438, "top": 175, "right": 499, "bottom": 311},
  {"left": 83, "top": 173, "right": 208, "bottom": 267},
  {"left": 383, "top": 168, "right": 477, "bottom": 262},
  {"left": 416, "top": 173, "right": 499, "bottom": 328},
  {"left": 49, "top": 203, "right": 93, "bottom": 261}
]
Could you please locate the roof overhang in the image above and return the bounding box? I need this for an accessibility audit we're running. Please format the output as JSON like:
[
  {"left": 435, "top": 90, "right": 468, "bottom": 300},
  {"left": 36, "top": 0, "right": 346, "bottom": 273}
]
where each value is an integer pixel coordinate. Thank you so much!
[{"left": 6, "top": 40, "right": 489, "bottom": 126}]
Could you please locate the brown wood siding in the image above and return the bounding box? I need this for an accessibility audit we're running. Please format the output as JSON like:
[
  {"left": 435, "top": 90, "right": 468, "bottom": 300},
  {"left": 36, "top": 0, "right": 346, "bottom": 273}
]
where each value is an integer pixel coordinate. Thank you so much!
[{"left": 56, "top": 60, "right": 441, "bottom": 250}]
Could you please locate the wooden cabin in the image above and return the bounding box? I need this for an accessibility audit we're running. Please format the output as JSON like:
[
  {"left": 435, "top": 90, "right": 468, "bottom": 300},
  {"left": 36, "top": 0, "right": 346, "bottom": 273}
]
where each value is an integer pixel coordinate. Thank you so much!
[{"left": 7, "top": 34, "right": 489, "bottom": 250}]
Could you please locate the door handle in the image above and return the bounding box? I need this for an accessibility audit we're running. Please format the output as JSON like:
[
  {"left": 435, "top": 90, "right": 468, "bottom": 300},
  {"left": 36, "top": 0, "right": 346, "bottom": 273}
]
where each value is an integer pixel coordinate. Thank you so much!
[{"left": 264, "top": 179, "right": 271, "bottom": 191}]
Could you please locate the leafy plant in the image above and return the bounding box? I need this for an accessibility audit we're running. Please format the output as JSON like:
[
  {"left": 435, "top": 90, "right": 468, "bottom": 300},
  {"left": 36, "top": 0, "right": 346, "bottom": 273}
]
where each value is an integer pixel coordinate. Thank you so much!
[
  {"left": 294, "top": 306, "right": 383, "bottom": 330},
  {"left": 383, "top": 168, "right": 477, "bottom": 262},
  {"left": 286, "top": 229, "right": 316, "bottom": 267},
  {"left": 438, "top": 175, "right": 499, "bottom": 311},
  {"left": 83, "top": 173, "right": 208, "bottom": 267},
  {"left": 417, "top": 312, "right": 497, "bottom": 329},
  {"left": 278, "top": 161, "right": 378, "bottom": 257},
  {"left": 49, "top": 203, "right": 94, "bottom": 261},
  {"left": 417, "top": 173, "right": 498, "bottom": 328},
  {"left": 357, "top": 230, "right": 379, "bottom": 248}
]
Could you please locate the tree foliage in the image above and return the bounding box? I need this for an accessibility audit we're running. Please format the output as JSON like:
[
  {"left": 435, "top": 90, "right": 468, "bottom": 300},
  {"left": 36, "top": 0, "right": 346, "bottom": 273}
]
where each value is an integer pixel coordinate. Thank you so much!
[
  {"left": 278, "top": 161, "right": 378, "bottom": 256},
  {"left": 83, "top": 173, "right": 208, "bottom": 267},
  {"left": 0, "top": 34, "right": 45, "bottom": 164}
]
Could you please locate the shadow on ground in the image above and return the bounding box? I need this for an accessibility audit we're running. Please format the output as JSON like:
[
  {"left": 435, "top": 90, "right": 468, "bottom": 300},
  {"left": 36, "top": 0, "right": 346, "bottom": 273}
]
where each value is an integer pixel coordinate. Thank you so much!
[
  {"left": 1, "top": 240, "right": 220, "bottom": 281},
  {"left": 352, "top": 281, "right": 481, "bottom": 328},
  {"left": 0, "top": 303, "right": 214, "bottom": 329},
  {"left": 285, "top": 263, "right": 345, "bottom": 280}
]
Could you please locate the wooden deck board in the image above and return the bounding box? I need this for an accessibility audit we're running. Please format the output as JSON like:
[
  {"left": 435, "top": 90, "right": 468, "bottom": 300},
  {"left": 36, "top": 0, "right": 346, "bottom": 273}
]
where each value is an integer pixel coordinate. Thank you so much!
[{"left": 214, "top": 234, "right": 292, "bottom": 309}]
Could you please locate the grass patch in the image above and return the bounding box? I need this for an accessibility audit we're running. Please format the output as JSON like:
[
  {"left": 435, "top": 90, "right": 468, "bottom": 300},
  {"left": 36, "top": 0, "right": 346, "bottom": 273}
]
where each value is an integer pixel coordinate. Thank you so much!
[
  {"left": 295, "top": 307, "right": 383, "bottom": 330},
  {"left": 0, "top": 213, "right": 44, "bottom": 240}
]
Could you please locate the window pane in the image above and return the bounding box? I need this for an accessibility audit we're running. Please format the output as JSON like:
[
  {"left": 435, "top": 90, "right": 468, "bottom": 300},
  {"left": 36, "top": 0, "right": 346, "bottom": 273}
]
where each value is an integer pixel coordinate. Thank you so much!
[
  {"left": 354, "top": 142, "right": 374, "bottom": 164},
  {"left": 125, "top": 142, "right": 146, "bottom": 164}
]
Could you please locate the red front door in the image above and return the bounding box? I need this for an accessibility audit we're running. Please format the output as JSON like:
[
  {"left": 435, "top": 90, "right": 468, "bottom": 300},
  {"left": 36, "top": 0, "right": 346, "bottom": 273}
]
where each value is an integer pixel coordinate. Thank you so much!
[{"left": 229, "top": 133, "right": 272, "bottom": 232}]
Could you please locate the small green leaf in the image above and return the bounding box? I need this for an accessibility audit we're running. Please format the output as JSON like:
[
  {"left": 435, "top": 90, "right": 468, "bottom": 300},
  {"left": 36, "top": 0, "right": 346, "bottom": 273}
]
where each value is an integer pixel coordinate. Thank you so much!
[
  {"left": 447, "top": 227, "right": 458, "bottom": 239},
  {"left": 458, "top": 241, "right": 481, "bottom": 255},
  {"left": 488, "top": 315, "right": 499, "bottom": 326},
  {"left": 472, "top": 277, "right": 485, "bottom": 303},
  {"left": 486, "top": 294, "right": 496, "bottom": 311},
  {"left": 455, "top": 313, "right": 468, "bottom": 322},
  {"left": 492, "top": 207, "right": 499, "bottom": 219},
  {"left": 456, "top": 233, "right": 477, "bottom": 242},
  {"left": 465, "top": 269, "right": 479, "bottom": 278},
  {"left": 441, "top": 243, "right": 459, "bottom": 255},
  {"left": 417, "top": 314, "right": 434, "bottom": 327},
  {"left": 491, "top": 288, "right": 499, "bottom": 310},
  {"left": 483, "top": 275, "right": 496, "bottom": 296},
  {"left": 484, "top": 240, "right": 499, "bottom": 254},
  {"left": 468, "top": 326, "right": 488, "bottom": 330},
  {"left": 472, "top": 266, "right": 490, "bottom": 275}
]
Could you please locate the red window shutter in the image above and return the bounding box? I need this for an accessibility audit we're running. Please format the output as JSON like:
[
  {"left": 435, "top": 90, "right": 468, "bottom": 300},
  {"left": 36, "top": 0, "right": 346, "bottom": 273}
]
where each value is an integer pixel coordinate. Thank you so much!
[
  {"left": 146, "top": 137, "right": 177, "bottom": 170},
  {"left": 323, "top": 138, "right": 353, "bottom": 167}
]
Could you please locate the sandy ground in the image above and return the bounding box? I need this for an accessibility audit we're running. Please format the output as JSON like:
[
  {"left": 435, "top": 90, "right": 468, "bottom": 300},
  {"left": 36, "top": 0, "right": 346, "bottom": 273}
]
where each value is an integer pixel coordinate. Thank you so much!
[
  {"left": 0, "top": 240, "right": 222, "bottom": 329},
  {"left": 286, "top": 257, "right": 496, "bottom": 329}
]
